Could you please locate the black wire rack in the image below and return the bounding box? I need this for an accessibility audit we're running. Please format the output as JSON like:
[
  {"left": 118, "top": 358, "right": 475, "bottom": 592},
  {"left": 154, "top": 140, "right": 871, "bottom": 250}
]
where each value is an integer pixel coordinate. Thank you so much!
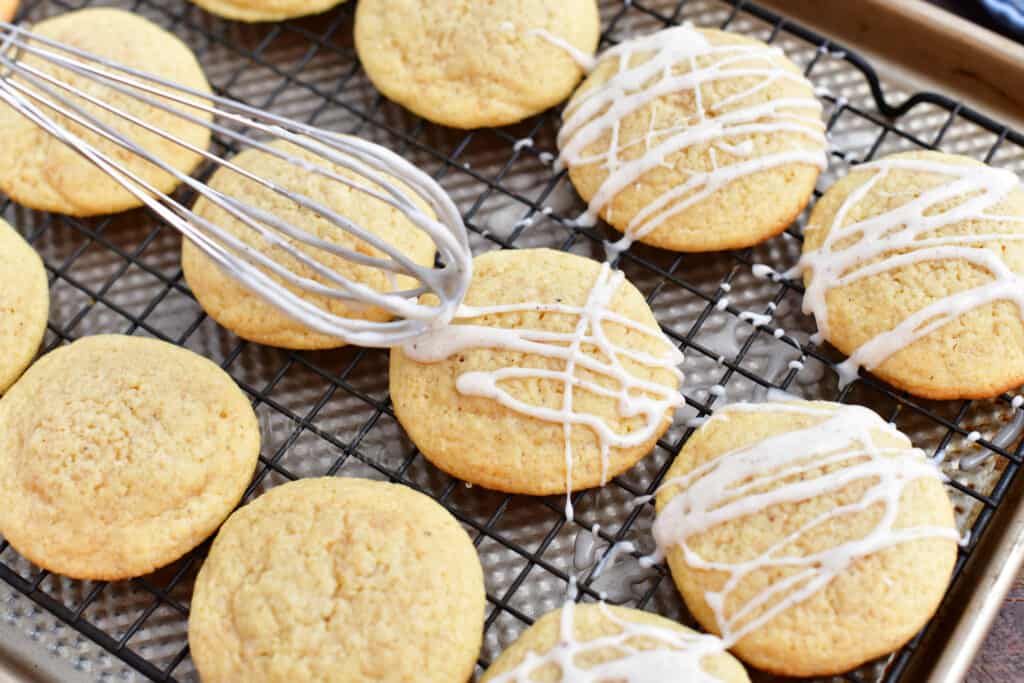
[{"left": 1, "top": 0, "right": 1023, "bottom": 681}]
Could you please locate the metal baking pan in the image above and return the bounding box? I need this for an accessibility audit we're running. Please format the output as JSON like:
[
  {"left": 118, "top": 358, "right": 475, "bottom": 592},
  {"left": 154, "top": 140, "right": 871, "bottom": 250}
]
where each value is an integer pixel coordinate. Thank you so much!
[{"left": 2, "top": 0, "right": 1023, "bottom": 681}]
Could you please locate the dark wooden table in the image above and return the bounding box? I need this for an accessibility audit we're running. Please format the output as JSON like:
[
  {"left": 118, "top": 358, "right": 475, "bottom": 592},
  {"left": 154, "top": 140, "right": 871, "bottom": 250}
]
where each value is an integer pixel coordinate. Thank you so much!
[{"left": 966, "top": 571, "right": 1024, "bottom": 681}]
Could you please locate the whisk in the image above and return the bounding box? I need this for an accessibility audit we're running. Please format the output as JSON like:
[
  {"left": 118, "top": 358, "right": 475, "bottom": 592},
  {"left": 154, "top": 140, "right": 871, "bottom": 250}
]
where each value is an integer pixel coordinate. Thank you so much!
[{"left": 0, "top": 20, "right": 473, "bottom": 348}]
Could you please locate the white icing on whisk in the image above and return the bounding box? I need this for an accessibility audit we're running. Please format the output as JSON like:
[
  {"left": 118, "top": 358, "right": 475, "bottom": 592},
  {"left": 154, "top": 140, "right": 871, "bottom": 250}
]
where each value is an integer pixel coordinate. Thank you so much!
[
  {"left": 557, "top": 25, "right": 827, "bottom": 250},
  {"left": 403, "top": 262, "right": 683, "bottom": 521},
  {"left": 487, "top": 603, "right": 728, "bottom": 683},
  {"left": 651, "top": 402, "right": 957, "bottom": 647},
  {"left": 790, "top": 157, "right": 1024, "bottom": 385}
]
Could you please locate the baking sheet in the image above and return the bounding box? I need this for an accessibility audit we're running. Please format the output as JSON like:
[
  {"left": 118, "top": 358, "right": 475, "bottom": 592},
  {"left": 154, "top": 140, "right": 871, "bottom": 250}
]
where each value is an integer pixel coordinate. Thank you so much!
[{"left": 1, "top": 1, "right": 1022, "bottom": 681}]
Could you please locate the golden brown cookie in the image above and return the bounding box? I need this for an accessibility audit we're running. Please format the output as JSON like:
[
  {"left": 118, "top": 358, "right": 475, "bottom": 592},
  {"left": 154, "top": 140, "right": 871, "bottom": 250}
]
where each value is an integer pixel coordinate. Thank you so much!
[
  {"left": 190, "top": 0, "right": 347, "bottom": 22},
  {"left": 481, "top": 603, "right": 749, "bottom": 682},
  {"left": 181, "top": 139, "right": 437, "bottom": 350},
  {"left": 355, "top": 0, "right": 600, "bottom": 129},
  {"left": 0, "top": 335, "right": 259, "bottom": 580},
  {"left": 0, "top": 9, "right": 212, "bottom": 216},
  {"left": 390, "top": 248, "right": 682, "bottom": 496},
  {"left": 800, "top": 150, "right": 1024, "bottom": 399},
  {"left": 654, "top": 400, "right": 957, "bottom": 676},
  {"left": 561, "top": 26, "right": 826, "bottom": 252},
  {"left": 0, "top": 0, "right": 19, "bottom": 22},
  {"left": 0, "top": 218, "right": 48, "bottom": 394},
  {"left": 189, "top": 477, "right": 485, "bottom": 683}
]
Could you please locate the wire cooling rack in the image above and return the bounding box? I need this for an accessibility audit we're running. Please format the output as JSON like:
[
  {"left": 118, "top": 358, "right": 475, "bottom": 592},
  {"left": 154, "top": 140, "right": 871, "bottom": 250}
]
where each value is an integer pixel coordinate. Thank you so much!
[{"left": 2, "top": 0, "right": 1023, "bottom": 681}]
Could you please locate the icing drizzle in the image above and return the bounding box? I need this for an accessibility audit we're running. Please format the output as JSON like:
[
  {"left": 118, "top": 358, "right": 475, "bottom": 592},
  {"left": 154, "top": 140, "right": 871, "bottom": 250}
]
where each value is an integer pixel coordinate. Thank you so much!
[
  {"left": 402, "top": 261, "right": 683, "bottom": 520},
  {"left": 789, "top": 157, "right": 1024, "bottom": 386},
  {"left": 530, "top": 28, "right": 598, "bottom": 72},
  {"left": 556, "top": 25, "right": 827, "bottom": 251},
  {"left": 651, "top": 402, "right": 957, "bottom": 647},
  {"left": 487, "top": 603, "right": 728, "bottom": 683}
]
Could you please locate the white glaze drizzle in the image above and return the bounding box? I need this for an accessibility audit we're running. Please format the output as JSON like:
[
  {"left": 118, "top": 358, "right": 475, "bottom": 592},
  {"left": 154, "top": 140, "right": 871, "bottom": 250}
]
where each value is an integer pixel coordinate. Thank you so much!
[
  {"left": 556, "top": 25, "right": 826, "bottom": 251},
  {"left": 530, "top": 28, "right": 598, "bottom": 72},
  {"left": 403, "top": 262, "right": 683, "bottom": 520},
  {"left": 573, "top": 526, "right": 653, "bottom": 603},
  {"left": 651, "top": 402, "right": 957, "bottom": 647},
  {"left": 487, "top": 603, "right": 728, "bottom": 683},
  {"left": 789, "top": 158, "right": 1024, "bottom": 385},
  {"left": 959, "top": 404, "right": 1024, "bottom": 470}
]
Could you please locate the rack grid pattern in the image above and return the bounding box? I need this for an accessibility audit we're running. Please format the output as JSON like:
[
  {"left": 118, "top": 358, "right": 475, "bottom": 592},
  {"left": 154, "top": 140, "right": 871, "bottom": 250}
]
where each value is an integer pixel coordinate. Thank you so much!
[{"left": 1, "top": 0, "right": 1023, "bottom": 681}]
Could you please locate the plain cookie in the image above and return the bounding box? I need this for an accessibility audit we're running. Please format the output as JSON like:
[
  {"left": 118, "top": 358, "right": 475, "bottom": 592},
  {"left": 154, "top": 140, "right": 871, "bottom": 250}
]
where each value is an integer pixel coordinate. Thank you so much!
[
  {"left": 181, "top": 139, "right": 437, "bottom": 350},
  {"left": 355, "top": 0, "right": 600, "bottom": 129},
  {"left": 0, "top": 219, "right": 48, "bottom": 394},
  {"left": 561, "top": 26, "right": 826, "bottom": 252},
  {"left": 390, "top": 248, "right": 682, "bottom": 496},
  {"left": 189, "top": 477, "right": 485, "bottom": 683},
  {"left": 800, "top": 150, "right": 1024, "bottom": 399},
  {"left": 481, "top": 603, "right": 749, "bottom": 682},
  {"left": 0, "top": 0, "right": 18, "bottom": 22},
  {"left": 654, "top": 400, "right": 957, "bottom": 676},
  {"left": 0, "top": 9, "right": 212, "bottom": 216},
  {"left": 0, "top": 335, "right": 260, "bottom": 580},
  {"left": 190, "top": 0, "right": 347, "bottom": 22}
]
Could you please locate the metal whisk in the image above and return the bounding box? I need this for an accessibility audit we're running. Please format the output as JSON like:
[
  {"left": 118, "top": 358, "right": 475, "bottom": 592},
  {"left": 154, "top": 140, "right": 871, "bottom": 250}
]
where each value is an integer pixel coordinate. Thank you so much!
[{"left": 0, "top": 20, "right": 472, "bottom": 348}]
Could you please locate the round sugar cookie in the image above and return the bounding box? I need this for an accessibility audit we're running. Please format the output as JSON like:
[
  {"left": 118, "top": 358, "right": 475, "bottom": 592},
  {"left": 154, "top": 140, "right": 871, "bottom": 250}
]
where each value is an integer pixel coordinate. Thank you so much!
[
  {"left": 181, "top": 139, "right": 437, "bottom": 350},
  {"left": 355, "top": 0, "right": 600, "bottom": 129},
  {"left": 481, "top": 603, "right": 749, "bottom": 683},
  {"left": 0, "top": 9, "right": 212, "bottom": 216},
  {"left": 0, "top": 0, "right": 19, "bottom": 22},
  {"left": 654, "top": 400, "right": 957, "bottom": 676},
  {"left": 189, "top": 477, "right": 485, "bottom": 683},
  {"left": 190, "top": 0, "right": 347, "bottom": 22},
  {"left": 0, "top": 219, "right": 48, "bottom": 394},
  {"left": 0, "top": 335, "right": 260, "bottom": 580},
  {"left": 390, "top": 248, "right": 683, "bottom": 496},
  {"left": 800, "top": 150, "right": 1024, "bottom": 399},
  {"left": 561, "top": 26, "right": 826, "bottom": 252}
]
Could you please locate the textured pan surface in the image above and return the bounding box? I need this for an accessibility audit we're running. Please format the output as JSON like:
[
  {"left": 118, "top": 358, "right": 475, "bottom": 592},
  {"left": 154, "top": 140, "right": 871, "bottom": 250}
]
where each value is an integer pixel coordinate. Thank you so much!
[{"left": 1, "top": 1, "right": 1022, "bottom": 681}]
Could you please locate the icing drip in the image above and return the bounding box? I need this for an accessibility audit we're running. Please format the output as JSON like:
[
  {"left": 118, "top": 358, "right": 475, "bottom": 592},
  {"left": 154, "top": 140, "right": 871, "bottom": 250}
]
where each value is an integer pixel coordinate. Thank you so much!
[
  {"left": 514, "top": 137, "right": 535, "bottom": 152},
  {"left": 403, "top": 262, "right": 683, "bottom": 521},
  {"left": 487, "top": 603, "right": 728, "bottom": 683},
  {"left": 790, "top": 158, "right": 1024, "bottom": 385},
  {"left": 573, "top": 526, "right": 654, "bottom": 603},
  {"left": 651, "top": 402, "right": 957, "bottom": 647},
  {"left": 960, "top": 406, "right": 1024, "bottom": 470},
  {"left": 530, "top": 28, "right": 598, "bottom": 72},
  {"left": 557, "top": 25, "right": 826, "bottom": 250}
]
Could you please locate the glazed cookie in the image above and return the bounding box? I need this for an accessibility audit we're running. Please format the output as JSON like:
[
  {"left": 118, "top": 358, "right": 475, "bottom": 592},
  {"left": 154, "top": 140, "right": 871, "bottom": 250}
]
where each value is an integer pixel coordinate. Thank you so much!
[
  {"left": 355, "top": 0, "right": 600, "bottom": 129},
  {"left": 0, "top": 9, "right": 212, "bottom": 216},
  {"left": 560, "top": 25, "right": 827, "bottom": 252},
  {"left": 0, "top": 335, "right": 259, "bottom": 580},
  {"left": 181, "top": 139, "right": 436, "bottom": 350},
  {"left": 0, "top": 219, "right": 48, "bottom": 394},
  {"left": 481, "top": 603, "right": 749, "bottom": 682},
  {"left": 797, "top": 150, "right": 1024, "bottom": 399},
  {"left": 190, "top": 0, "right": 347, "bottom": 22},
  {"left": 189, "top": 477, "right": 485, "bottom": 683},
  {"left": 390, "top": 249, "right": 683, "bottom": 500},
  {"left": 654, "top": 400, "right": 957, "bottom": 676}
]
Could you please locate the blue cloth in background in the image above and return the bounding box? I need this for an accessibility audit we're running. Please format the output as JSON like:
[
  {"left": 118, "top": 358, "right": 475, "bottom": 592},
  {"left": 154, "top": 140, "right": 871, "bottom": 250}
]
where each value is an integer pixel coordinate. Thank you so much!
[{"left": 980, "top": 0, "right": 1024, "bottom": 35}]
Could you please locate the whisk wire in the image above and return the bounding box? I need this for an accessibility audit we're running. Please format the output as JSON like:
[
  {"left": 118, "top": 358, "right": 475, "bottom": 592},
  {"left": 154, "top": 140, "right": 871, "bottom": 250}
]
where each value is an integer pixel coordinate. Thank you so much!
[
  {"left": 3, "top": 27, "right": 467, "bottom": 273},
  {"left": 0, "top": 21, "right": 472, "bottom": 346}
]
